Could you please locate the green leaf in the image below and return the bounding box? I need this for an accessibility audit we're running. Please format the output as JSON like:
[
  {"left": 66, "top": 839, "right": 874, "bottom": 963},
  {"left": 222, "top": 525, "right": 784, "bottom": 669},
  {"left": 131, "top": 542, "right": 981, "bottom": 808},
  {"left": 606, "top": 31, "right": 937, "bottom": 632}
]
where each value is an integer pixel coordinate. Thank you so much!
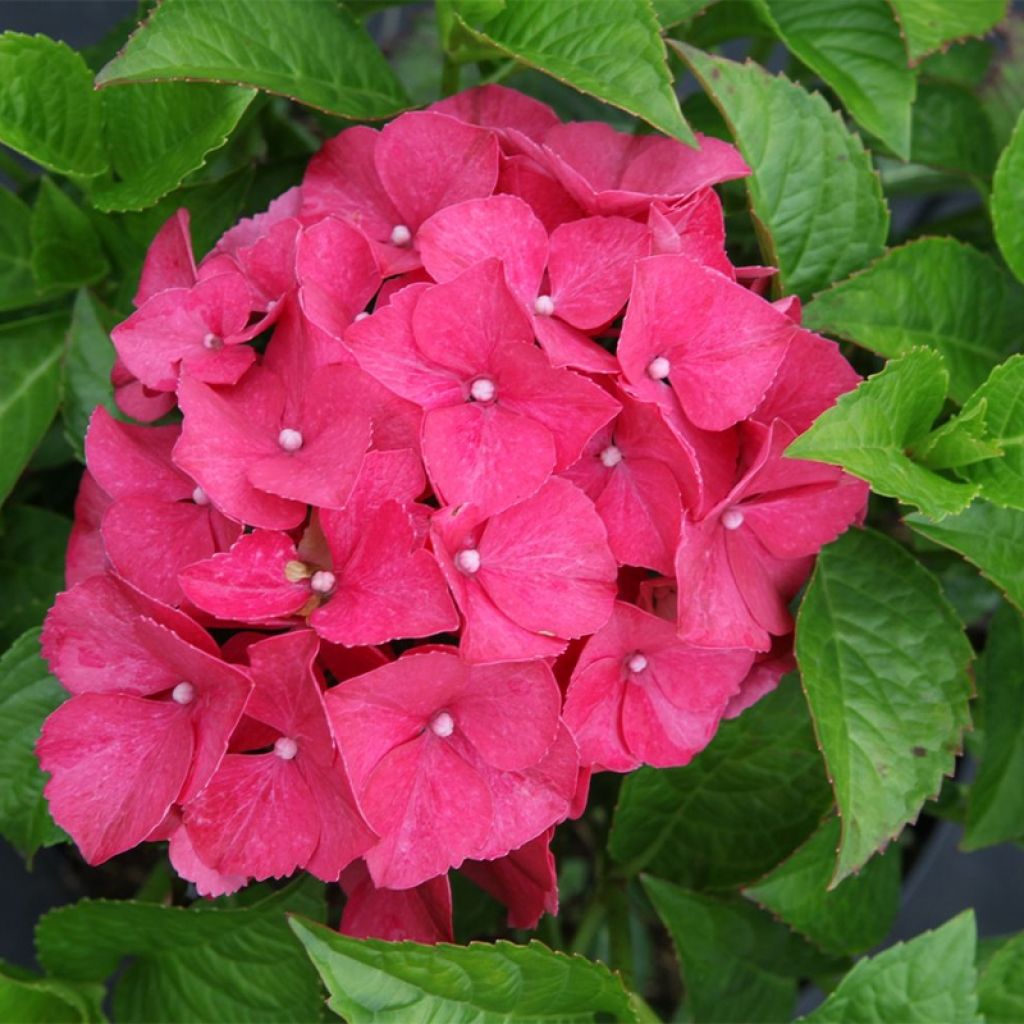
[
  {"left": 290, "top": 918, "right": 644, "bottom": 1024},
  {"left": 907, "top": 502, "right": 1024, "bottom": 611},
  {"left": 800, "top": 911, "right": 979, "bottom": 1023},
  {"left": 804, "top": 238, "right": 1016, "bottom": 404},
  {"left": 0, "top": 505, "right": 70, "bottom": 648},
  {"left": 919, "top": 39, "right": 993, "bottom": 86},
  {"left": 0, "top": 33, "right": 107, "bottom": 177},
  {"left": 0, "top": 188, "right": 43, "bottom": 313},
  {"left": 455, "top": 0, "right": 694, "bottom": 143},
  {"left": 62, "top": 290, "right": 120, "bottom": 461},
  {"left": 95, "top": 0, "right": 409, "bottom": 120},
  {"left": 753, "top": 0, "right": 915, "bottom": 158},
  {"left": 979, "top": 931, "right": 1024, "bottom": 1022},
  {"left": 36, "top": 880, "right": 325, "bottom": 1024},
  {"left": 609, "top": 678, "right": 832, "bottom": 889},
  {"left": 980, "top": 13, "right": 1024, "bottom": 151},
  {"left": 0, "top": 312, "right": 67, "bottom": 506},
  {"left": 786, "top": 349, "right": 980, "bottom": 518},
  {"left": 890, "top": 0, "right": 1008, "bottom": 62},
  {"left": 795, "top": 528, "right": 973, "bottom": 884},
  {"left": 743, "top": 817, "right": 901, "bottom": 956},
  {"left": 0, "top": 961, "right": 105, "bottom": 1024},
  {"left": 651, "top": 0, "right": 713, "bottom": 29},
  {"left": 642, "top": 878, "right": 840, "bottom": 1024},
  {"left": 88, "top": 82, "right": 256, "bottom": 213},
  {"left": 912, "top": 400, "right": 1003, "bottom": 471},
  {"left": 29, "top": 179, "right": 108, "bottom": 292},
  {"left": 674, "top": 43, "right": 887, "bottom": 297},
  {"left": 963, "top": 603, "right": 1024, "bottom": 849},
  {"left": 993, "top": 110, "right": 1024, "bottom": 284},
  {"left": 910, "top": 80, "right": 997, "bottom": 181},
  {"left": 0, "top": 628, "right": 66, "bottom": 860}
]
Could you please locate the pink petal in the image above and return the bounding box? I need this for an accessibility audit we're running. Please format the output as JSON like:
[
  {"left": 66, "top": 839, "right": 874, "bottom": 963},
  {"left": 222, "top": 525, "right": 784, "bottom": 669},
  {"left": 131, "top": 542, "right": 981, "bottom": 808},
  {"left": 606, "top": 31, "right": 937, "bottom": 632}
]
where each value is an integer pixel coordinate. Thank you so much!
[
  {"left": 724, "top": 529, "right": 806, "bottom": 640},
  {"left": 497, "top": 154, "right": 586, "bottom": 232},
  {"left": 532, "top": 316, "right": 619, "bottom": 374},
  {"left": 169, "top": 823, "right": 247, "bottom": 898},
  {"left": 724, "top": 636, "right": 795, "bottom": 720},
  {"left": 111, "top": 360, "right": 176, "bottom": 422},
  {"left": 66, "top": 472, "right": 111, "bottom": 587},
  {"left": 430, "top": 85, "right": 559, "bottom": 143},
  {"left": 135, "top": 209, "right": 196, "bottom": 306},
  {"left": 340, "top": 861, "right": 453, "bottom": 943},
  {"left": 37, "top": 693, "right": 193, "bottom": 863},
  {"left": 213, "top": 186, "right": 302, "bottom": 257},
  {"left": 648, "top": 191, "right": 733, "bottom": 276},
  {"left": 562, "top": 656, "right": 635, "bottom": 772},
  {"left": 302, "top": 756, "right": 378, "bottom": 881}
]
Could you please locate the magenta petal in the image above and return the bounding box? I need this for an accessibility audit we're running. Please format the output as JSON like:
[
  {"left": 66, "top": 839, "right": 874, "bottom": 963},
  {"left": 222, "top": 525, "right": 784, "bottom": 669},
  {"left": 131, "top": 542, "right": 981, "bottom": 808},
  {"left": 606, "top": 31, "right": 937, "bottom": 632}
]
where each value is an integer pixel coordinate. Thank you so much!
[
  {"left": 135, "top": 209, "right": 196, "bottom": 306},
  {"left": 340, "top": 861, "right": 453, "bottom": 944},
  {"left": 38, "top": 693, "right": 193, "bottom": 863},
  {"left": 179, "top": 530, "right": 310, "bottom": 623},
  {"left": 417, "top": 195, "right": 547, "bottom": 307}
]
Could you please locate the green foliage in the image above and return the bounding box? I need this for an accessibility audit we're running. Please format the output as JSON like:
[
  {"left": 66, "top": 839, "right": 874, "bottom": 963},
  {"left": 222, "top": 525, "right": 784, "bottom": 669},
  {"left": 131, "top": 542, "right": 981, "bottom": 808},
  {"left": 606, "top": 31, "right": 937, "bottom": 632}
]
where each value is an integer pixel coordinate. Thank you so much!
[
  {"left": 290, "top": 917, "right": 648, "bottom": 1023},
  {"left": 609, "top": 679, "right": 833, "bottom": 888},
  {"left": 890, "top": 0, "right": 1008, "bottom": 62},
  {"left": 0, "top": 961, "right": 105, "bottom": 1024},
  {"left": 910, "top": 81, "right": 997, "bottom": 182},
  {"left": 676, "top": 43, "right": 888, "bottom": 298},
  {"left": 993, "top": 110, "right": 1024, "bottom": 284},
  {"left": 0, "top": 629, "right": 66, "bottom": 860},
  {"left": 36, "top": 881, "right": 326, "bottom": 1024},
  {"left": 800, "top": 911, "right": 979, "bottom": 1023},
  {"left": 795, "top": 528, "right": 973, "bottom": 883},
  {"left": 29, "top": 178, "right": 108, "bottom": 292},
  {"left": 978, "top": 931, "right": 1024, "bottom": 1022},
  {"left": 95, "top": 0, "right": 410, "bottom": 119},
  {"left": 0, "top": 188, "right": 45, "bottom": 313}
]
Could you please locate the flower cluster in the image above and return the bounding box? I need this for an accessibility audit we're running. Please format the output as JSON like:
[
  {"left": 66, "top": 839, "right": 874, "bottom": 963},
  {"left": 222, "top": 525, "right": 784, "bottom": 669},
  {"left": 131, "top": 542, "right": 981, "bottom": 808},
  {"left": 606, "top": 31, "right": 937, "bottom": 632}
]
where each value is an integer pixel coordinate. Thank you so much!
[{"left": 39, "top": 85, "right": 867, "bottom": 942}]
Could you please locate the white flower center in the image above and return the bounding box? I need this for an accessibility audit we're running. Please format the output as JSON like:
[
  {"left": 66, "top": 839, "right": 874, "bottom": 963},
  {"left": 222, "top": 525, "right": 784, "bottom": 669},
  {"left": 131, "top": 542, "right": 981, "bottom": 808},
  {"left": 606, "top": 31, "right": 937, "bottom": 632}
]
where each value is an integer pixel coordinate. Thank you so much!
[
  {"left": 390, "top": 224, "right": 412, "bottom": 247},
  {"left": 202, "top": 332, "right": 223, "bottom": 351},
  {"left": 172, "top": 681, "right": 195, "bottom": 705},
  {"left": 627, "top": 653, "right": 648, "bottom": 674},
  {"left": 310, "top": 570, "right": 336, "bottom": 595},
  {"left": 191, "top": 486, "right": 210, "bottom": 506},
  {"left": 430, "top": 711, "right": 455, "bottom": 738},
  {"left": 274, "top": 737, "right": 298, "bottom": 760},
  {"left": 354, "top": 311, "right": 370, "bottom": 321},
  {"left": 600, "top": 445, "right": 623, "bottom": 468},
  {"left": 722, "top": 508, "right": 745, "bottom": 530},
  {"left": 647, "top": 356, "right": 671, "bottom": 380},
  {"left": 469, "top": 377, "right": 496, "bottom": 403},
  {"left": 455, "top": 548, "right": 481, "bottom": 574},
  {"left": 534, "top": 294, "right": 555, "bottom": 317},
  {"left": 278, "top": 428, "right": 303, "bottom": 452}
]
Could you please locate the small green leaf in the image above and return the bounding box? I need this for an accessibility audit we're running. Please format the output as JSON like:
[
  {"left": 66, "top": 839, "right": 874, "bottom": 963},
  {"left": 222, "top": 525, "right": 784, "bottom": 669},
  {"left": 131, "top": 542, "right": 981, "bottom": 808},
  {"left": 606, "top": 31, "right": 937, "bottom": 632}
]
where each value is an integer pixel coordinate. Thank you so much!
[
  {"left": 36, "top": 880, "right": 325, "bottom": 1024},
  {"left": 0, "top": 33, "right": 107, "bottom": 177},
  {"left": 787, "top": 349, "right": 979, "bottom": 519},
  {"left": 642, "top": 877, "right": 840, "bottom": 1024},
  {"left": 753, "top": 0, "right": 915, "bottom": 158},
  {"left": 911, "top": 81, "right": 997, "bottom": 181},
  {"left": 907, "top": 502, "right": 1024, "bottom": 612},
  {"left": 890, "top": 0, "right": 1008, "bottom": 62},
  {"left": 455, "top": 0, "right": 694, "bottom": 143},
  {"left": 912, "top": 400, "right": 1004, "bottom": 471},
  {"left": 88, "top": 82, "right": 256, "bottom": 213},
  {"left": 743, "top": 817, "right": 901, "bottom": 956},
  {"left": 609, "top": 678, "right": 832, "bottom": 889},
  {"left": 0, "top": 961, "right": 105, "bottom": 1024},
  {"left": 0, "top": 628, "right": 66, "bottom": 860},
  {"left": 963, "top": 602, "right": 1024, "bottom": 849},
  {"left": 290, "top": 917, "right": 645, "bottom": 1023},
  {"left": 675, "top": 43, "right": 887, "bottom": 297},
  {"left": 96, "top": 0, "right": 409, "bottom": 120},
  {"left": 0, "top": 312, "right": 67, "bottom": 506},
  {"left": 0, "top": 505, "right": 70, "bottom": 648},
  {"left": 0, "top": 188, "right": 44, "bottom": 313},
  {"left": 29, "top": 179, "right": 108, "bottom": 292},
  {"left": 993, "top": 110, "right": 1024, "bottom": 284},
  {"left": 800, "top": 911, "right": 979, "bottom": 1023},
  {"left": 795, "top": 528, "right": 973, "bottom": 884},
  {"left": 804, "top": 238, "right": 1016, "bottom": 404},
  {"left": 979, "top": 930, "right": 1024, "bottom": 1022}
]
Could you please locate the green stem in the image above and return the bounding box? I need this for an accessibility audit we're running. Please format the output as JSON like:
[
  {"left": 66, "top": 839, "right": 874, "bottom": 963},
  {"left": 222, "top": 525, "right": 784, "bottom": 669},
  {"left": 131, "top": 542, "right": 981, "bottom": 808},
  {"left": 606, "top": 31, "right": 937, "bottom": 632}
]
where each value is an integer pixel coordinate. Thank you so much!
[
  {"left": 441, "top": 56, "right": 461, "bottom": 97},
  {"left": 570, "top": 897, "right": 607, "bottom": 956},
  {"left": 605, "top": 880, "right": 635, "bottom": 989},
  {"left": 479, "top": 58, "right": 518, "bottom": 86}
]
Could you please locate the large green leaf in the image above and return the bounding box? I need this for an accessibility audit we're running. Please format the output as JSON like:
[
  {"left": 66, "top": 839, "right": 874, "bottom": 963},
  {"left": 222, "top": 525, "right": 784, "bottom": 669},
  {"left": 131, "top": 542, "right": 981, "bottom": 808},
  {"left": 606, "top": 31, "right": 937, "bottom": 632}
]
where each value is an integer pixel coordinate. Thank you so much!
[
  {"left": 911, "top": 81, "right": 997, "bottom": 182},
  {"left": 0, "top": 629, "right": 66, "bottom": 860},
  {"left": 786, "top": 349, "right": 980, "bottom": 519},
  {"left": 911, "top": 400, "right": 1003, "bottom": 471},
  {"left": 29, "top": 178, "right": 108, "bottom": 292},
  {"left": 609, "top": 679, "right": 832, "bottom": 889},
  {"left": 651, "top": 0, "right": 713, "bottom": 30},
  {"left": 0, "top": 188, "right": 43, "bottom": 313},
  {"left": 753, "top": 0, "right": 915, "bottom": 158},
  {"left": 454, "top": 0, "right": 693, "bottom": 143},
  {"left": 795, "top": 528, "right": 973, "bottom": 884},
  {"left": 89, "top": 82, "right": 256, "bottom": 212},
  {"left": 801, "top": 911, "right": 978, "bottom": 1023},
  {"left": 743, "top": 817, "right": 900, "bottom": 956},
  {"left": 290, "top": 918, "right": 647, "bottom": 1024},
  {"left": 963, "top": 602, "right": 1024, "bottom": 849},
  {"left": 0, "top": 33, "right": 107, "bottom": 177},
  {"left": 0, "top": 505, "right": 70, "bottom": 648},
  {"left": 0, "top": 313, "right": 67, "bottom": 506},
  {"left": 36, "top": 881, "right": 325, "bottom": 1024},
  {"left": 890, "top": 0, "right": 1008, "bottom": 62},
  {"left": 906, "top": 502, "right": 1024, "bottom": 611},
  {"left": 675, "top": 43, "right": 887, "bottom": 297},
  {"left": 0, "top": 962, "right": 104, "bottom": 1024},
  {"left": 980, "top": 13, "right": 1024, "bottom": 151},
  {"left": 642, "top": 878, "right": 839, "bottom": 1024},
  {"left": 993, "top": 110, "right": 1024, "bottom": 284},
  {"left": 95, "top": 0, "right": 409, "bottom": 120},
  {"left": 979, "top": 931, "right": 1024, "bottom": 1023},
  {"left": 803, "top": 238, "right": 1016, "bottom": 404}
]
